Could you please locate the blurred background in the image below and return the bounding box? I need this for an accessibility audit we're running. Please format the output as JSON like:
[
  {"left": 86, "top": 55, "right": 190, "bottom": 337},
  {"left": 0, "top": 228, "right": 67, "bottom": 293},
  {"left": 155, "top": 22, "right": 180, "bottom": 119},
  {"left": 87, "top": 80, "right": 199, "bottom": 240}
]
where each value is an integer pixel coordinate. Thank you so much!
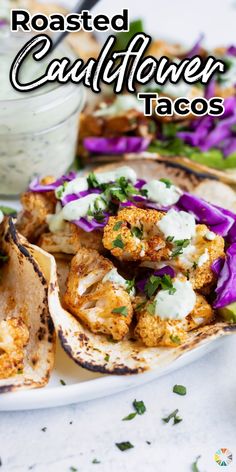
[{"left": 37, "top": 0, "right": 236, "bottom": 47}]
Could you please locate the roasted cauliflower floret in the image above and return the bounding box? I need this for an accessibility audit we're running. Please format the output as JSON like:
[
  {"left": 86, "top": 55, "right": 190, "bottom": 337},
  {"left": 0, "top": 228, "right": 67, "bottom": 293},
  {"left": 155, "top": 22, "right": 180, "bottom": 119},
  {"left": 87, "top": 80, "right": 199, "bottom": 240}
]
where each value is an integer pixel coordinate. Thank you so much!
[
  {"left": 63, "top": 248, "right": 133, "bottom": 340},
  {"left": 17, "top": 184, "right": 56, "bottom": 242},
  {"left": 135, "top": 293, "right": 213, "bottom": 347},
  {"left": 174, "top": 224, "right": 225, "bottom": 290},
  {"left": 0, "top": 318, "right": 29, "bottom": 379},
  {"left": 39, "top": 222, "right": 103, "bottom": 255},
  {"left": 103, "top": 208, "right": 170, "bottom": 262}
]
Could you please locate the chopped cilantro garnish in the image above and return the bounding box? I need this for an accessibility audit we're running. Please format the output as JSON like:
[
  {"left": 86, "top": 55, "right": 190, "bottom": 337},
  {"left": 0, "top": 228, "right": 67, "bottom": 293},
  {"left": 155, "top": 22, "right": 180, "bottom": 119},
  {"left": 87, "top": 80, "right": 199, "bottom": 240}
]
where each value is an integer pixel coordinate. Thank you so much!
[
  {"left": 170, "top": 334, "right": 181, "bottom": 345},
  {"left": 55, "top": 182, "right": 68, "bottom": 199},
  {"left": 140, "top": 188, "right": 148, "bottom": 197},
  {"left": 173, "top": 385, "right": 187, "bottom": 396},
  {"left": 112, "top": 306, "right": 128, "bottom": 316},
  {"left": 60, "top": 379, "right": 66, "bottom": 386},
  {"left": 122, "top": 399, "right": 146, "bottom": 421},
  {"left": 0, "top": 206, "right": 17, "bottom": 216},
  {"left": 122, "top": 412, "right": 137, "bottom": 421},
  {"left": 192, "top": 456, "right": 201, "bottom": 472},
  {"left": 146, "top": 441, "right": 151, "bottom": 445},
  {"left": 104, "top": 177, "right": 137, "bottom": 203},
  {"left": 104, "top": 354, "right": 110, "bottom": 362},
  {"left": 192, "top": 261, "right": 198, "bottom": 269},
  {"left": 92, "top": 459, "right": 101, "bottom": 464},
  {"left": 87, "top": 172, "right": 99, "bottom": 188},
  {"left": 145, "top": 274, "right": 175, "bottom": 298},
  {"left": 146, "top": 301, "right": 156, "bottom": 315},
  {"left": 133, "top": 399, "right": 146, "bottom": 415},
  {"left": 113, "top": 221, "right": 123, "bottom": 231},
  {"left": 162, "top": 409, "right": 182, "bottom": 425},
  {"left": 125, "top": 278, "right": 135, "bottom": 294},
  {"left": 171, "top": 239, "right": 190, "bottom": 258},
  {"left": 112, "top": 235, "right": 125, "bottom": 249},
  {"left": 115, "top": 441, "right": 134, "bottom": 451},
  {"left": 41, "top": 427, "right": 47, "bottom": 432},
  {"left": 131, "top": 226, "right": 143, "bottom": 239},
  {"left": 166, "top": 235, "right": 174, "bottom": 242},
  {"left": 70, "top": 467, "right": 78, "bottom": 472},
  {"left": 159, "top": 178, "right": 172, "bottom": 188}
]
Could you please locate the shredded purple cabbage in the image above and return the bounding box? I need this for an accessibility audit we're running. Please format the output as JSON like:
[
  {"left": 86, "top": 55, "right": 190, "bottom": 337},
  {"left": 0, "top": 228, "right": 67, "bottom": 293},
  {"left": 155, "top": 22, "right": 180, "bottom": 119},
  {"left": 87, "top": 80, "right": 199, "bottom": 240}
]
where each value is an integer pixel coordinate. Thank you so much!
[
  {"left": 60, "top": 188, "right": 101, "bottom": 206},
  {"left": 0, "top": 19, "right": 7, "bottom": 27},
  {"left": 83, "top": 137, "right": 151, "bottom": 155},
  {"left": 177, "top": 193, "right": 235, "bottom": 236},
  {"left": 204, "top": 80, "right": 215, "bottom": 99},
  {"left": 29, "top": 172, "right": 77, "bottom": 192},
  {"left": 185, "top": 34, "right": 204, "bottom": 58},
  {"left": 227, "top": 45, "right": 236, "bottom": 57},
  {"left": 135, "top": 179, "right": 147, "bottom": 189},
  {"left": 73, "top": 214, "right": 109, "bottom": 232},
  {"left": 213, "top": 244, "right": 236, "bottom": 308},
  {"left": 177, "top": 97, "right": 236, "bottom": 156},
  {"left": 211, "top": 257, "right": 225, "bottom": 277}
]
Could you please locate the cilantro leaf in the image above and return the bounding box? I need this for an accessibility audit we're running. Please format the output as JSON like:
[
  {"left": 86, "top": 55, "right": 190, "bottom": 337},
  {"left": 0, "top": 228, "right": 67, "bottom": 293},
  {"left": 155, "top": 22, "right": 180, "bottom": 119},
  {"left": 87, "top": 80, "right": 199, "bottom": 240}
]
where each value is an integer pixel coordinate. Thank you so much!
[
  {"left": 173, "top": 385, "right": 187, "bottom": 396},
  {"left": 122, "top": 412, "right": 137, "bottom": 421},
  {"left": 112, "top": 306, "right": 128, "bottom": 316},
  {"left": 159, "top": 178, "right": 172, "bottom": 188},
  {"left": 192, "top": 456, "right": 201, "bottom": 472},
  {"left": 60, "top": 379, "right": 66, "bottom": 386},
  {"left": 113, "top": 221, "right": 123, "bottom": 231},
  {"left": 133, "top": 399, "right": 146, "bottom": 415},
  {"left": 112, "top": 235, "right": 125, "bottom": 249},
  {"left": 0, "top": 206, "right": 17, "bottom": 216},
  {"left": 162, "top": 408, "right": 182, "bottom": 425},
  {"left": 104, "top": 354, "right": 110, "bottom": 362},
  {"left": 87, "top": 172, "right": 99, "bottom": 188},
  {"left": 145, "top": 274, "right": 175, "bottom": 298},
  {"left": 171, "top": 239, "right": 190, "bottom": 258},
  {"left": 125, "top": 278, "right": 135, "bottom": 294},
  {"left": 92, "top": 459, "right": 101, "bottom": 464},
  {"left": 131, "top": 226, "right": 143, "bottom": 239},
  {"left": 146, "top": 301, "right": 156, "bottom": 315},
  {"left": 115, "top": 441, "right": 134, "bottom": 451}
]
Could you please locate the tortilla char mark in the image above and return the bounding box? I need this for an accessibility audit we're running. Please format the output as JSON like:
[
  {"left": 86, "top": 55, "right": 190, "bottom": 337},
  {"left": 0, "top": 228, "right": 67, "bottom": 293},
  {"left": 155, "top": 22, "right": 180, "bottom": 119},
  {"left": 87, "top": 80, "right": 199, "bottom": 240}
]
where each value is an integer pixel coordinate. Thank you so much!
[{"left": 58, "top": 328, "right": 145, "bottom": 375}]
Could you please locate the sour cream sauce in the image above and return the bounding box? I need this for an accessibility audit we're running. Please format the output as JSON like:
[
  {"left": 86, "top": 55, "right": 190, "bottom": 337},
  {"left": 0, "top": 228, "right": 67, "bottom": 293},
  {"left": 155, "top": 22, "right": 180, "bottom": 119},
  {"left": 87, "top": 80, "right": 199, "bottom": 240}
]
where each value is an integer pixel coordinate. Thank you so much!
[
  {"left": 154, "top": 279, "right": 196, "bottom": 320},
  {"left": 157, "top": 209, "right": 196, "bottom": 241},
  {"left": 143, "top": 180, "right": 182, "bottom": 206}
]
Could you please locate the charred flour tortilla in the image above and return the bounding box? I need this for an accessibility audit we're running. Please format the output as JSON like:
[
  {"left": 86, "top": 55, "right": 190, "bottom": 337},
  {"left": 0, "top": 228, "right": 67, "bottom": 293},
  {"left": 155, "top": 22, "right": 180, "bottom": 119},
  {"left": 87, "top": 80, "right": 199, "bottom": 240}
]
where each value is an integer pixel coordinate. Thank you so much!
[
  {"left": 48, "top": 256, "right": 236, "bottom": 375},
  {"left": 0, "top": 218, "right": 55, "bottom": 392},
  {"left": 15, "top": 164, "right": 236, "bottom": 376}
]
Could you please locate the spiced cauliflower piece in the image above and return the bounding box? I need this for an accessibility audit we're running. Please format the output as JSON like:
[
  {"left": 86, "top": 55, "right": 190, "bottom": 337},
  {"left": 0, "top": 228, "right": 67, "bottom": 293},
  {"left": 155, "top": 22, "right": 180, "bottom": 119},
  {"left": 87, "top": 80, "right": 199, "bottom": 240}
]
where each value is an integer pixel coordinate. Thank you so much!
[
  {"left": 0, "top": 318, "right": 29, "bottom": 379},
  {"left": 135, "top": 293, "right": 213, "bottom": 347},
  {"left": 103, "top": 207, "right": 170, "bottom": 262},
  {"left": 63, "top": 248, "right": 133, "bottom": 340},
  {"left": 17, "top": 177, "right": 56, "bottom": 241},
  {"left": 174, "top": 224, "right": 225, "bottom": 290},
  {"left": 39, "top": 222, "right": 104, "bottom": 255}
]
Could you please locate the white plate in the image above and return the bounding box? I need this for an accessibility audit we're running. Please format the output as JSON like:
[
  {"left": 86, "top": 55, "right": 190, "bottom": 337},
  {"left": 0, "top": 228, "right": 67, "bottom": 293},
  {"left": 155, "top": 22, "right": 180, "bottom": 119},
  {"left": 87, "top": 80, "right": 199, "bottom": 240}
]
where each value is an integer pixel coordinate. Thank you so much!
[{"left": 0, "top": 336, "right": 227, "bottom": 411}]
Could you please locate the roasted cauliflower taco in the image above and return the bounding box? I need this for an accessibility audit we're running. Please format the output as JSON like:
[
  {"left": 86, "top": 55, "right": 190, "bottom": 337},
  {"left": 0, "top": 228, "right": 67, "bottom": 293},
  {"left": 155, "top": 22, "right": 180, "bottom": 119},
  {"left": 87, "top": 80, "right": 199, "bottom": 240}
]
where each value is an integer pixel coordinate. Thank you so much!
[
  {"left": 16, "top": 165, "right": 236, "bottom": 375},
  {"left": 0, "top": 216, "right": 55, "bottom": 392}
]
